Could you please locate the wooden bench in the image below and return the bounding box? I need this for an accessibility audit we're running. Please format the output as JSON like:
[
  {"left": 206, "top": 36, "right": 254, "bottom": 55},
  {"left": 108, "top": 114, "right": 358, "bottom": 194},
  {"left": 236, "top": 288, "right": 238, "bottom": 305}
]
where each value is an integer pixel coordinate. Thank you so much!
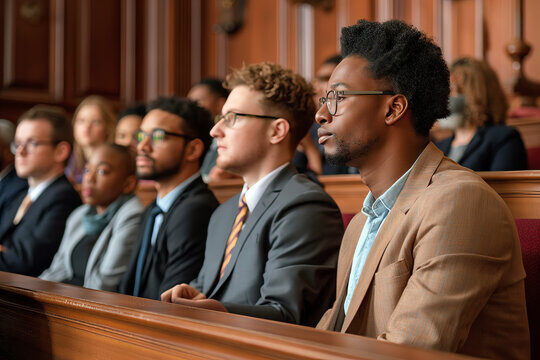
[
  {"left": 0, "top": 271, "right": 478, "bottom": 360},
  {"left": 135, "top": 171, "right": 540, "bottom": 219}
]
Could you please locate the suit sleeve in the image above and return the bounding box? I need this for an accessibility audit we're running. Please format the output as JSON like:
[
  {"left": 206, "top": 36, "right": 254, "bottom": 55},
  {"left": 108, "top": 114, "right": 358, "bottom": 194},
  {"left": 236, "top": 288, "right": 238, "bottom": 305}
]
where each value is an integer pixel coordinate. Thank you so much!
[
  {"left": 85, "top": 201, "right": 143, "bottom": 292},
  {"left": 0, "top": 191, "right": 81, "bottom": 276},
  {"left": 224, "top": 191, "right": 343, "bottom": 326},
  {"left": 378, "top": 182, "right": 519, "bottom": 351},
  {"left": 157, "top": 195, "right": 217, "bottom": 298}
]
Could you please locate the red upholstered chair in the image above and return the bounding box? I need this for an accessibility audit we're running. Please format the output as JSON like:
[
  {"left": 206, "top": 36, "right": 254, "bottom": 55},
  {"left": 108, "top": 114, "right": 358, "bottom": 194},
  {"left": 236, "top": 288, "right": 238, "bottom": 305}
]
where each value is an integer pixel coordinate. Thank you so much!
[
  {"left": 527, "top": 147, "right": 540, "bottom": 170},
  {"left": 515, "top": 219, "right": 540, "bottom": 359},
  {"left": 342, "top": 213, "right": 356, "bottom": 230}
]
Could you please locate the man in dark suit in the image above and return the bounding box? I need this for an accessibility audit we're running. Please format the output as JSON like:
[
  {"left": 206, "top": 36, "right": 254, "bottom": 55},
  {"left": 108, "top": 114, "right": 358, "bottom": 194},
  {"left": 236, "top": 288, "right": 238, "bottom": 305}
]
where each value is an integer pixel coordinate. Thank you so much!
[
  {"left": 0, "top": 106, "right": 81, "bottom": 276},
  {"left": 119, "top": 96, "right": 219, "bottom": 300},
  {"left": 161, "top": 63, "right": 344, "bottom": 326},
  {"left": 0, "top": 119, "right": 28, "bottom": 223}
]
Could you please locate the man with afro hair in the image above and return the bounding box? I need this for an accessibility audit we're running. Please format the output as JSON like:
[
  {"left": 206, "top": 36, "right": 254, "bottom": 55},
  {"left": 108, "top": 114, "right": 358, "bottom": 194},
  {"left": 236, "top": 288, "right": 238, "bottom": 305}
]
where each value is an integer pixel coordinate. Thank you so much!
[{"left": 316, "top": 20, "right": 529, "bottom": 359}]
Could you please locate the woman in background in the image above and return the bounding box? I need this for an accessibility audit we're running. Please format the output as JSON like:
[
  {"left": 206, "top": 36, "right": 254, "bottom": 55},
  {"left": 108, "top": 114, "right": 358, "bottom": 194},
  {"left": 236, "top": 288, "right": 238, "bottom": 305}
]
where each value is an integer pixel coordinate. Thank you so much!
[
  {"left": 40, "top": 144, "right": 143, "bottom": 291},
  {"left": 68, "top": 95, "right": 116, "bottom": 183},
  {"left": 115, "top": 103, "right": 146, "bottom": 152},
  {"left": 435, "top": 57, "right": 527, "bottom": 171}
]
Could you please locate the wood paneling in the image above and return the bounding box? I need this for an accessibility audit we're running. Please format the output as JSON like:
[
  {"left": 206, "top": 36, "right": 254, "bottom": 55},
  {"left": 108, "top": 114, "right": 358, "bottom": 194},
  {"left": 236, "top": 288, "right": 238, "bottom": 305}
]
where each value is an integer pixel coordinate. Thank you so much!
[
  {"left": 0, "top": 271, "right": 479, "bottom": 360},
  {"left": 1, "top": 0, "right": 540, "bottom": 121}
]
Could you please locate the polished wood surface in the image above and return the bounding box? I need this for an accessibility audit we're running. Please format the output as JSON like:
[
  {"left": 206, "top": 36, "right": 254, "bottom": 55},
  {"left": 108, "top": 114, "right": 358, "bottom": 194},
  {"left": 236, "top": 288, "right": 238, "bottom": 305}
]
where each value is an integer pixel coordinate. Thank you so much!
[
  {"left": 135, "top": 171, "right": 540, "bottom": 219},
  {"left": 0, "top": 271, "right": 478, "bottom": 360}
]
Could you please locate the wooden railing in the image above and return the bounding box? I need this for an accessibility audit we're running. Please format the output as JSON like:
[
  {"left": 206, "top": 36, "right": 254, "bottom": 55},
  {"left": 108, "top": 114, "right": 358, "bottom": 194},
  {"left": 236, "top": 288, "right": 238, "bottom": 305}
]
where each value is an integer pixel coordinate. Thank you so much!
[
  {"left": 0, "top": 272, "right": 478, "bottom": 360},
  {"left": 136, "top": 171, "right": 540, "bottom": 219}
]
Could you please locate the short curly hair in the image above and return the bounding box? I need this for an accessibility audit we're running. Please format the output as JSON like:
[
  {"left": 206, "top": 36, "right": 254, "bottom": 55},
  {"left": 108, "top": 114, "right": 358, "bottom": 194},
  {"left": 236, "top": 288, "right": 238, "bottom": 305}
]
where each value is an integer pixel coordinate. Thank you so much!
[
  {"left": 147, "top": 96, "right": 213, "bottom": 165},
  {"left": 224, "top": 62, "right": 316, "bottom": 148},
  {"left": 341, "top": 20, "right": 450, "bottom": 136}
]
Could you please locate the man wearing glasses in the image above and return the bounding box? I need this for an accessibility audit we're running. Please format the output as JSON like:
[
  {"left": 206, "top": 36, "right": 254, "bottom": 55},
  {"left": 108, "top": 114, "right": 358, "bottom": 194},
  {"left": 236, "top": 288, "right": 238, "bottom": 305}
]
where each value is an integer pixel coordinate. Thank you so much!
[
  {"left": 315, "top": 20, "right": 529, "bottom": 359},
  {"left": 0, "top": 105, "right": 81, "bottom": 276},
  {"left": 119, "top": 96, "right": 219, "bottom": 300},
  {"left": 161, "top": 62, "right": 344, "bottom": 327}
]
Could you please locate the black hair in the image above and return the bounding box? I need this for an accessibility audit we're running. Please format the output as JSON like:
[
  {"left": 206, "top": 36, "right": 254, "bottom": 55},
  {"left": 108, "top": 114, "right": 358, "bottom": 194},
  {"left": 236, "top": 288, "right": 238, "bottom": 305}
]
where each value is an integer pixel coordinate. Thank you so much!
[
  {"left": 147, "top": 96, "right": 213, "bottom": 165},
  {"left": 341, "top": 19, "right": 450, "bottom": 136},
  {"left": 118, "top": 103, "right": 147, "bottom": 121},
  {"left": 194, "top": 78, "right": 229, "bottom": 99},
  {"left": 101, "top": 143, "right": 136, "bottom": 177},
  {"left": 322, "top": 54, "right": 343, "bottom": 66}
]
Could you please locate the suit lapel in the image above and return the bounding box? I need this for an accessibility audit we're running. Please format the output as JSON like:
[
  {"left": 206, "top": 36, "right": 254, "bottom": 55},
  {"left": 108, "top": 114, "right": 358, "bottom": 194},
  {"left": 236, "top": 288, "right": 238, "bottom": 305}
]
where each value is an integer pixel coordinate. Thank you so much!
[
  {"left": 460, "top": 128, "right": 484, "bottom": 163},
  {"left": 341, "top": 142, "right": 444, "bottom": 333},
  {"left": 328, "top": 214, "right": 367, "bottom": 331},
  {"left": 141, "top": 177, "right": 204, "bottom": 279},
  {"left": 209, "top": 164, "right": 295, "bottom": 297}
]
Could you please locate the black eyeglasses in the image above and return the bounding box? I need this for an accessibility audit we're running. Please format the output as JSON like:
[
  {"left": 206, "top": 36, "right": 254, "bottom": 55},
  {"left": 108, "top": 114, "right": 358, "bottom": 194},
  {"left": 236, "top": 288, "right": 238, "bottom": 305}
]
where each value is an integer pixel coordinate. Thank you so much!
[
  {"left": 135, "top": 129, "right": 194, "bottom": 147},
  {"left": 319, "top": 89, "right": 395, "bottom": 116},
  {"left": 214, "top": 112, "right": 278, "bottom": 128}
]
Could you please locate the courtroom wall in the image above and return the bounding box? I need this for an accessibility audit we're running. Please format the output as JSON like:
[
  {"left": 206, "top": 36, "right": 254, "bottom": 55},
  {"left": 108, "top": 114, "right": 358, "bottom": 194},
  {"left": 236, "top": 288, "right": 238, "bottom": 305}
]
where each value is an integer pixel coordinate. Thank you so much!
[{"left": 1, "top": 0, "right": 539, "bottom": 121}]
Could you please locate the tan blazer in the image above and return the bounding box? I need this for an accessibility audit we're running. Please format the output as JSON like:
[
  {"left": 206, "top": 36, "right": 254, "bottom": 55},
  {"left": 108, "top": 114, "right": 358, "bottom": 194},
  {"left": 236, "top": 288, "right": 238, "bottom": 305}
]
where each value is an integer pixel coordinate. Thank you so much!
[{"left": 317, "top": 142, "right": 530, "bottom": 360}]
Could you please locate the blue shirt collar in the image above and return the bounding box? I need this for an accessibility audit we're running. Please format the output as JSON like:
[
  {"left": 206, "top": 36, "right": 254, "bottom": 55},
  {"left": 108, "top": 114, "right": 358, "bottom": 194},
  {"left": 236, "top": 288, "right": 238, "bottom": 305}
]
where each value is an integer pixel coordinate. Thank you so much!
[
  {"left": 361, "top": 165, "right": 414, "bottom": 219},
  {"left": 156, "top": 172, "right": 200, "bottom": 212}
]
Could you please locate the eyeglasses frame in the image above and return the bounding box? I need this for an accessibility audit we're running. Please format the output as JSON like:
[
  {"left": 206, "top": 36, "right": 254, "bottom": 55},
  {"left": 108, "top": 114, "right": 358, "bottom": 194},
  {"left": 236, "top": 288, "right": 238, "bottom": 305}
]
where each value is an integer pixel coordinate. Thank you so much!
[
  {"left": 214, "top": 112, "right": 279, "bottom": 128},
  {"left": 134, "top": 128, "right": 194, "bottom": 147},
  {"left": 319, "top": 90, "right": 395, "bottom": 116}
]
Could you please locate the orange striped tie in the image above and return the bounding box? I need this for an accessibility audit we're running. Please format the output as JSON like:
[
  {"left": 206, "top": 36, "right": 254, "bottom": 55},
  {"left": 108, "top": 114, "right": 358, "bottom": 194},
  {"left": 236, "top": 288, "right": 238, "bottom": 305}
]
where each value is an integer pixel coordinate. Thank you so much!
[{"left": 220, "top": 194, "right": 248, "bottom": 278}]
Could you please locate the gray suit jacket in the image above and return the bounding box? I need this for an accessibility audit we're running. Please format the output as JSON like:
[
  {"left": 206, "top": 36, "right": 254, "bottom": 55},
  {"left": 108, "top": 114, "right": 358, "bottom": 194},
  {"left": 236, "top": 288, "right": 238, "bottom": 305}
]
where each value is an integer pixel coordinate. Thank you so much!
[
  {"left": 190, "top": 164, "right": 344, "bottom": 326},
  {"left": 40, "top": 196, "right": 144, "bottom": 291}
]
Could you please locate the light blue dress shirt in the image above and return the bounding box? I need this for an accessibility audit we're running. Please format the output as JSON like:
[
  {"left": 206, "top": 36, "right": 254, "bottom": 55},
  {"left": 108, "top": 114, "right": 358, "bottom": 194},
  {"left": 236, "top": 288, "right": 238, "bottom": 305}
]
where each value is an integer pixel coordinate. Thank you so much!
[
  {"left": 343, "top": 166, "right": 413, "bottom": 314},
  {"left": 150, "top": 172, "right": 200, "bottom": 246}
]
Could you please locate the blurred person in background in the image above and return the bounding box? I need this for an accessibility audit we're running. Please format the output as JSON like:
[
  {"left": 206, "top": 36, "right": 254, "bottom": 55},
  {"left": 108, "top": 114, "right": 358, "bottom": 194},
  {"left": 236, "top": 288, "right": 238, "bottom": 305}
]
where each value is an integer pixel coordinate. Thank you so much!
[
  {"left": 68, "top": 95, "right": 116, "bottom": 183},
  {"left": 40, "top": 143, "right": 143, "bottom": 291},
  {"left": 435, "top": 57, "right": 527, "bottom": 171},
  {"left": 115, "top": 103, "right": 146, "bottom": 152},
  {"left": 0, "top": 119, "right": 27, "bottom": 224},
  {"left": 0, "top": 105, "right": 81, "bottom": 276}
]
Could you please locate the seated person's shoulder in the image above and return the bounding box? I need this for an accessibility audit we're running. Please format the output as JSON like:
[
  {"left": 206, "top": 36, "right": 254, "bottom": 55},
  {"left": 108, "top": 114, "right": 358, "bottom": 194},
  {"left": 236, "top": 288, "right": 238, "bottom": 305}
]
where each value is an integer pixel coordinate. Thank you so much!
[{"left": 483, "top": 125, "right": 522, "bottom": 144}]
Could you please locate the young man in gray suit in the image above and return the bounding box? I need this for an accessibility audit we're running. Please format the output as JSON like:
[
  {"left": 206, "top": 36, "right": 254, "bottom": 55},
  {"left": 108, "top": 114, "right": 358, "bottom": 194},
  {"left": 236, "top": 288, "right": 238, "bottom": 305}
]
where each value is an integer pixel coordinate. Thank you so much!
[{"left": 161, "top": 62, "right": 344, "bottom": 326}]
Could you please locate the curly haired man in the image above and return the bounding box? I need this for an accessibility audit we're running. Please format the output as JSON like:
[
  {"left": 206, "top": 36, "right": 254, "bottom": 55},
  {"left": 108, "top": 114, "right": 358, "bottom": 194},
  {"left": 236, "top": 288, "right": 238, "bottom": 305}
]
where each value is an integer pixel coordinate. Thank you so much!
[
  {"left": 161, "top": 62, "right": 344, "bottom": 326},
  {"left": 315, "top": 20, "right": 529, "bottom": 359}
]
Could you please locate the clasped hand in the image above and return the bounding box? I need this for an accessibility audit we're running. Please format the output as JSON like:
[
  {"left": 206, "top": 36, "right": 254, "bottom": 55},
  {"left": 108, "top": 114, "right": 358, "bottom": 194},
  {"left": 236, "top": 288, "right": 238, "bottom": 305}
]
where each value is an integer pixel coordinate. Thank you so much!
[{"left": 160, "top": 284, "right": 228, "bottom": 312}]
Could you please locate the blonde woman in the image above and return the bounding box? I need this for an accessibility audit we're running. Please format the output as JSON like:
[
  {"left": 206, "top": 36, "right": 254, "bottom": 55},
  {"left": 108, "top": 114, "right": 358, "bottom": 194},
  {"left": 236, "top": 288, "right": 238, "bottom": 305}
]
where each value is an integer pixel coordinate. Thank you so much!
[
  {"left": 436, "top": 57, "right": 527, "bottom": 170},
  {"left": 67, "top": 95, "right": 116, "bottom": 182}
]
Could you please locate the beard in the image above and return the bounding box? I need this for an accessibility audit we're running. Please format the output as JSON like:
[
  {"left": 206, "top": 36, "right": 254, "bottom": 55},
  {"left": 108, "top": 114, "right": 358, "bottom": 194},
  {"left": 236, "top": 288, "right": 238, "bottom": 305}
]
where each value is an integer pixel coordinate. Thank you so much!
[
  {"left": 325, "top": 136, "right": 379, "bottom": 166},
  {"left": 136, "top": 152, "right": 184, "bottom": 181}
]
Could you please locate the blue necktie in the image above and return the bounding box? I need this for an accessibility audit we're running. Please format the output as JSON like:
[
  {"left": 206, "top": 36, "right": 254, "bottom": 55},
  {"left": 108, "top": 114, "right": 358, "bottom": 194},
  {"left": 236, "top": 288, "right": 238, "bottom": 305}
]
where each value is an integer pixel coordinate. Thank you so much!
[{"left": 133, "top": 205, "right": 162, "bottom": 297}]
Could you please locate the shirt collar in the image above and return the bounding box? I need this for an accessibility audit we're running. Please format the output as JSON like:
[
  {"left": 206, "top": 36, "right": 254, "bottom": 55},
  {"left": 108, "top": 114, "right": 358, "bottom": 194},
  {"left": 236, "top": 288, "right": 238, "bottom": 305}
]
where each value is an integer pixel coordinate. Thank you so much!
[
  {"left": 240, "top": 163, "right": 289, "bottom": 212},
  {"left": 156, "top": 172, "right": 200, "bottom": 212},
  {"left": 28, "top": 174, "right": 62, "bottom": 202},
  {"left": 361, "top": 161, "right": 416, "bottom": 218}
]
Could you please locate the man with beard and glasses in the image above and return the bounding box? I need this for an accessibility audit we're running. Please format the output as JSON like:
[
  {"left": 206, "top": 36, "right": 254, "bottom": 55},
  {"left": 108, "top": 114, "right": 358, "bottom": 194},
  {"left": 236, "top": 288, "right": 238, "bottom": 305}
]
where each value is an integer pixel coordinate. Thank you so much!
[
  {"left": 315, "top": 20, "right": 529, "bottom": 359},
  {"left": 119, "top": 96, "right": 219, "bottom": 299}
]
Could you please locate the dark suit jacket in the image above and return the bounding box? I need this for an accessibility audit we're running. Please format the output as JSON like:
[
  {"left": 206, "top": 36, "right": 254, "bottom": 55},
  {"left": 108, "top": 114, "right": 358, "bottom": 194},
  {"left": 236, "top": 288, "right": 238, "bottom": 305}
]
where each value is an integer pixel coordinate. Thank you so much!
[
  {"left": 119, "top": 176, "right": 219, "bottom": 300},
  {"left": 190, "top": 164, "right": 344, "bottom": 326},
  {"left": 0, "top": 166, "right": 27, "bottom": 224},
  {"left": 435, "top": 125, "right": 527, "bottom": 171},
  {"left": 0, "top": 175, "right": 81, "bottom": 276}
]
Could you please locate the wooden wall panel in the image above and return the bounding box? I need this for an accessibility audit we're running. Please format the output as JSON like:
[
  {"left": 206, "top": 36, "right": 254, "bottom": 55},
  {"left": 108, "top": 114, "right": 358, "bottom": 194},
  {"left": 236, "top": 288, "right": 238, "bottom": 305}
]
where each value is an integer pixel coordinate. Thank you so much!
[
  {"left": 524, "top": 0, "right": 540, "bottom": 83},
  {"left": 75, "top": 0, "right": 121, "bottom": 98},
  {"left": 1, "top": 0, "right": 540, "bottom": 122},
  {"left": 227, "top": 1, "right": 279, "bottom": 70}
]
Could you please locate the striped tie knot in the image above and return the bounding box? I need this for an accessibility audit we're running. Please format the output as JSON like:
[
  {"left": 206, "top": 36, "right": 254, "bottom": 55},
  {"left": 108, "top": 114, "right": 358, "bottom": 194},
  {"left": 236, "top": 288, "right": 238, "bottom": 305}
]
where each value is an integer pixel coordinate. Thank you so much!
[{"left": 219, "top": 194, "right": 248, "bottom": 278}]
